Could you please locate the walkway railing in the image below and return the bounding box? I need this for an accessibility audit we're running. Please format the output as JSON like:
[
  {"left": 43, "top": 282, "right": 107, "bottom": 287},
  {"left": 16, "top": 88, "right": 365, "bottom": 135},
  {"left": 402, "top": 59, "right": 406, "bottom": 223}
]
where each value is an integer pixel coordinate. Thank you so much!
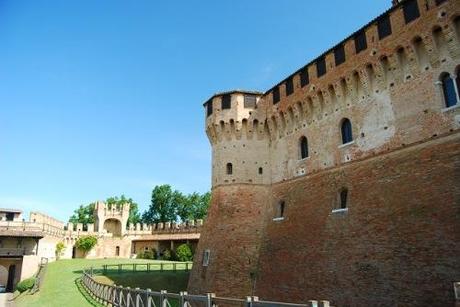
[
  {"left": 31, "top": 257, "right": 49, "bottom": 294},
  {"left": 102, "top": 262, "right": 192, "bottom": 274},
  {"left": 81, "top": 268, "right": 332, "bottom": 307}
]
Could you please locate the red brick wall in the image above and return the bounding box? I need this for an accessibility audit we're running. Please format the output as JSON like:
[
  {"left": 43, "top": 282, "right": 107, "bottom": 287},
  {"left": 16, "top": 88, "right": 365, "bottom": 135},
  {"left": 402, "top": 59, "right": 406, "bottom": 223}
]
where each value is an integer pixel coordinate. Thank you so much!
[
  {"left": 255, "top": 132, "right": 460, "bottom": 306},
  {"left": 188, "top": 185, "right": 271, "bottom": 297}
]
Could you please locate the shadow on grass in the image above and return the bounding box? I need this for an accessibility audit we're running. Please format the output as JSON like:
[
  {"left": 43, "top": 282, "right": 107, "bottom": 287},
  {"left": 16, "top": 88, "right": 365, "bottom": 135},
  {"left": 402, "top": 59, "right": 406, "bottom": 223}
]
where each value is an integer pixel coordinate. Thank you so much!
[{"left": 74, "top": 278, "right": 103, "bottom": 307}]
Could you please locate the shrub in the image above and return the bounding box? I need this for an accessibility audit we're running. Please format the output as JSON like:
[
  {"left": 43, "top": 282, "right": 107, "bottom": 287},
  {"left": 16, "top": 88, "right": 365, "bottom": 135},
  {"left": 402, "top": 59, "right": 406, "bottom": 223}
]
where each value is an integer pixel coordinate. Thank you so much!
[
  {"left": 16, "top": 277, "right": 36, "bottom": 293},
  {"left": 56, "top": 242, "right": 66, "bottom": 259},
  {"left": 175, "top": 244, "right": 193, "bottom": 262},
  {"left": 75, "top": 236, "right": 98, "bottom": 253},
  {"left": 161, "top": 249, "right": 172, "bottom": 260},
  {"left": 137, "top": 249, "right": 157, "bottom": 259}
]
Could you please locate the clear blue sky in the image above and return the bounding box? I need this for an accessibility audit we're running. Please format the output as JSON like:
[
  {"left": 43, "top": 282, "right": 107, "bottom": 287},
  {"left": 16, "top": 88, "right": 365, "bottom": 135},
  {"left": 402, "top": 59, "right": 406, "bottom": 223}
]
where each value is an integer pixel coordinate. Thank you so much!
[{"left": 0, "top": 0, "right": 389, "bottom": 222}]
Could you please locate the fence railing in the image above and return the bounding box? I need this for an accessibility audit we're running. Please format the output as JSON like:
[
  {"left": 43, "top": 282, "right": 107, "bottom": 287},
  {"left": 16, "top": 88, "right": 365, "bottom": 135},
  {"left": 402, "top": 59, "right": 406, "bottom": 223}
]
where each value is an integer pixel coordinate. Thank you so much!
[
  {"left": 102, "top": 262, "right": 193, "bottom": 275},
  {"left": 0, "top": 220, "right": 65, "bottom": 237},
  {"left": 31, "top": 257, "right": 49, "bottom": 294},
  {"left": 0, "top": 247, "right": 36, "bottom": 256},
  {"left": 81, "top": 268, "right": 332, "bottom": 307}
]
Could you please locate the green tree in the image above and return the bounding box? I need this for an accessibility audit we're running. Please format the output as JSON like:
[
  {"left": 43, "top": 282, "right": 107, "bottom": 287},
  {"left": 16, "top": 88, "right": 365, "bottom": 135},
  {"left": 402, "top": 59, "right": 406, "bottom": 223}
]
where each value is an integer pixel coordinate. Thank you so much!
[
  {"left": 75, "top": 236, "right": 98, "bottom": 254},
  {"left": 69, "top": 203, "right": 95, "bottom": 226},
  {"left": 176, "top": 192, "right": 211, "bottom": 221},
  {"left": 142, "top": 185, "right": 183, "bottom": 223}
]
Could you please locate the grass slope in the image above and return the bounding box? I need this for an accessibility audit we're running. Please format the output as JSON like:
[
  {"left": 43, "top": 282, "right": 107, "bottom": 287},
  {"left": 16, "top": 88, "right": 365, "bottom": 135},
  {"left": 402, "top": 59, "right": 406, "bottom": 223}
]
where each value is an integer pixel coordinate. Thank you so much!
[{"left": 16, "top": 259, "right": 190, "bottom": 307}]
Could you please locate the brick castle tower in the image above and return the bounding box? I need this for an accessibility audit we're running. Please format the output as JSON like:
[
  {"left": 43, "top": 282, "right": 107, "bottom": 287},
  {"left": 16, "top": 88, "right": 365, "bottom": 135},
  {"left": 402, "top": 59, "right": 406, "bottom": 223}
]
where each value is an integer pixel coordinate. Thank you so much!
[{"left": 189, "top": 0, "right": 460, "bottom": 306}]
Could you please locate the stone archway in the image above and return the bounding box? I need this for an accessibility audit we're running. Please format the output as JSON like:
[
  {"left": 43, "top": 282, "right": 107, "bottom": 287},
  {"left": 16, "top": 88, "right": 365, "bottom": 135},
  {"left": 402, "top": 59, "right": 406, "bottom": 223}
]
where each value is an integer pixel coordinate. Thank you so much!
[{"left": 103, "top": 218, "right": 122, "bottom": 237}]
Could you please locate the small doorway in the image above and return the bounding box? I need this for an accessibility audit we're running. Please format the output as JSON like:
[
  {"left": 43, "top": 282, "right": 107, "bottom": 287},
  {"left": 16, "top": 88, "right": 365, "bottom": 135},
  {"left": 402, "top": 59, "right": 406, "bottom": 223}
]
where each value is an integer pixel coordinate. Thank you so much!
[
  {"left": 6, "top": 265, "right": 16, "bottom": 292},
  {"left": 115, "top": 246, "right": 120, "bottom": 256},
  {"left": 72, "top": 247, "right": 76, "bottom": 258}
]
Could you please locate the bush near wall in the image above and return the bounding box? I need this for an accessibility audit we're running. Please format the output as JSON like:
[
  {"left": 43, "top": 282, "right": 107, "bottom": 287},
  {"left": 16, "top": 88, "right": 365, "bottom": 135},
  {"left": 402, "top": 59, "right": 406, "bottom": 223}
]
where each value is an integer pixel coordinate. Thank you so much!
[
  {"left": 175, "top": 244, "right": 193, "bottom": 262},
  {"left": 137, "top": 249, "right": 157, "bottom": 260},
  {"left": 16, "top": 277, "right": 36, "bottom": 293},
  {"left": 75, "top": 236, "right": 98, "bottom": 254}
]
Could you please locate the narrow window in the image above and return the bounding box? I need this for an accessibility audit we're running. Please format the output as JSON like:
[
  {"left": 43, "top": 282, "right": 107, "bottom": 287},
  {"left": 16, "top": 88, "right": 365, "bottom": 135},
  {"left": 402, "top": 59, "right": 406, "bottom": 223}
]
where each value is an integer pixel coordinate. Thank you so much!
[
  {"left": 277, "top": 201, "right": 285, "bottom": 218},
  {"left": 316, "top": 57, "right": 326, "bottom": 77},
  {"left": 354, "top": 31, "right": 367, "bottom": 54},
  {"left": 285, "top": 77, "right": 294, "bottom": 96},
  {"left": 226, "top": 163, "right": 233, "bottom": 175},
  {"left": 258, "top": 167, "right": 263, "bottom": 175},
  {"left": 377, "top": 14, "right": 392, "bottom": 40},
  {"left": 273, "top": 87, "right": 280, "bottom": 104},
  {"left": 221, "top": 94, "right": 231, "bottom": 109},
  {"left": 340, "top": 189, "right": 348, "bottom": 209},
  {"left": 334, "top": 45, "right": 345, "bottom": 66},
  {"left": 456, "top": 70, "right": 460, "bottom": 96},
  {"left": 300, "top": 67, "right": 309, "bottom": 87},
  {"left": 202, "top": 249, "right": 210, "bottom": 266},
  {"left": 403, "top": 0, "right": 420, "bottom": 24},
  {"left": 341, "top": 118, "right": 353, "bottom": 144},
  {"left": 244, "top": 95, "right": 256, "bottom": 108},
  {"left": 441, "top": 73, "right": 458, "bottom": 108},
  {"left": 299, "top": 136, "right": 309, "bottom": 159},
  {"left": 206, "top": 100, "right": 213, "bottom": 117}
]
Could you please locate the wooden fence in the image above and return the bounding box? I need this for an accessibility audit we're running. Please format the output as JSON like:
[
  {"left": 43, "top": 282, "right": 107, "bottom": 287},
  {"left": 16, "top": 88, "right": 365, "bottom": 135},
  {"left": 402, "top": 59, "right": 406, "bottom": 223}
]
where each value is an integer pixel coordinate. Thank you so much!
[
  {"left": 102, "top": 262, "right": 192, "bottom": 275},
  {"left": 81, "top": 268, "right": 332, "bottom": 307}
]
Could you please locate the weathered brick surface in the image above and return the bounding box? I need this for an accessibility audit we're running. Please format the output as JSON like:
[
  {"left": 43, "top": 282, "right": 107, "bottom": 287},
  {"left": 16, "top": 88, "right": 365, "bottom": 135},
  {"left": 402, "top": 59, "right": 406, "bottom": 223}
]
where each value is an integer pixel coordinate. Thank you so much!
[
  {"left": 188, "top": 185, "right": 270, "bottom": 297},
  {"left": 190, "top": 0, "right": 460, "bottom": 305},
  {"left": 256, "top": 132, "right": 460, "bottom": 306}
]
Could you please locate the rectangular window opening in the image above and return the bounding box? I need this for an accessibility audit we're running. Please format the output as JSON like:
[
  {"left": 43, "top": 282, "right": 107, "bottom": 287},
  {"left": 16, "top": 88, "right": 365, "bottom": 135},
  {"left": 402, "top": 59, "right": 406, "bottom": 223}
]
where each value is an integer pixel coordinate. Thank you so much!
[
  {"left": 244, "top": 95, "right": 257, "bottom": 108},
  {"left": 334, "top": 45, "right": 345, "bottom": 66},
  {"left": 377, "top": 14, "right": 392, "bottom": 40},
  {"left": 316, "top": 57, "right": 326, "bottom": 77},
  {"left": 354, "top": 31, "right": 367, "bottom": 54},
  {"left": 206, "top": 100, "right": 213, "bottom": 117},
  {"left": 403, "top": 0, "right": 420, "bottom": 24},
  {"left": 272, "top": 87, "right": 280, "bottom": 104},
  {"left": 285, "top": 77, "right": 294, "bottom": 96},
  {"left": 300, "top": 68, "right": 309, "bottom": 87},
  {"left": 221, "top": 94, "right": 231, "bottom": 109},
  {"left": 202, "top": 249, "right": 210, "bottom": 266}
]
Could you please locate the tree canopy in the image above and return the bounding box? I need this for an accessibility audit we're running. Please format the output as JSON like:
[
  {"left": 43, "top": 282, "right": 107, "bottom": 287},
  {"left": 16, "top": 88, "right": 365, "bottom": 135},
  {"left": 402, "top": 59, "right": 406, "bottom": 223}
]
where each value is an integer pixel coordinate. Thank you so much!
[
  {"left": 142, "top": 185, "right": 210, "bottom": 223},
  {"left": 68, "top": 186, "right": 210, "bottom": 226}
]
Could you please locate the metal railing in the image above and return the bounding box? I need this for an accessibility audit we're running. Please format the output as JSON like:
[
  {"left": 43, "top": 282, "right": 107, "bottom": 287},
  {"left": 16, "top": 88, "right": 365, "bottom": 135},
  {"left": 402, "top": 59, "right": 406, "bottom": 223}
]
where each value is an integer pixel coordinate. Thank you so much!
[
  {"left": 102, "top": 262, "right": 193, "bottom": 274},
  {"left": 31, "top": 257, "right": 49, "bottom": 294},
  {"left": 0, "top": 247, "right": 36, "bottom": 256},
  {"left": 81, "top": 268, "right": 332, "bottom": 307},
  {"left": 0, "top": 220, "right": 65, "bottom": 237}
]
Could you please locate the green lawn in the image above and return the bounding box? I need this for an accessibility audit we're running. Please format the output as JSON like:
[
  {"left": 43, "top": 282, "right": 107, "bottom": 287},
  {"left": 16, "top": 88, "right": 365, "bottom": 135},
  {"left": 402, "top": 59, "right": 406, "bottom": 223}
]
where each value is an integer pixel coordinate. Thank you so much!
[
  {"left": 94, "top": 271, "right": 189, "bottom": 293},
  {"left": 16, "top": 258, "right": 191, "bottom": 307}
]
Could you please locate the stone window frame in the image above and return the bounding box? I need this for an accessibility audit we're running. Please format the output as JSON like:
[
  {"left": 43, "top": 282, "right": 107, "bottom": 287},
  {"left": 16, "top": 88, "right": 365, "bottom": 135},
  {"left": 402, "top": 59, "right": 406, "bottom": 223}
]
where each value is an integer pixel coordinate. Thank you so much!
[
  {"left": 273, "top": 201, "right": 285, "bottom": 221},
  {"left": 202, "top": 249, "right": 210, "bottom": 266},
  {"left": 332, "top": 188, "right": 349, "bottom": 213},
  {"left": 437, "top": 69, "right": 460, "bottom": 111}
]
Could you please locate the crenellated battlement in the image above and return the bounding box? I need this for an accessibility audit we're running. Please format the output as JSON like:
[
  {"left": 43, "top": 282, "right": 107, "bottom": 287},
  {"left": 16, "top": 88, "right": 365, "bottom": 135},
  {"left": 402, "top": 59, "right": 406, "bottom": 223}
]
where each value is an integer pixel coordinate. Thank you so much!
[
  {"left": 204, "top": 0, "right": 460, "bottom": 185},
  {"left": 204, "top": 90, "right": 265, "bottom": 144}
]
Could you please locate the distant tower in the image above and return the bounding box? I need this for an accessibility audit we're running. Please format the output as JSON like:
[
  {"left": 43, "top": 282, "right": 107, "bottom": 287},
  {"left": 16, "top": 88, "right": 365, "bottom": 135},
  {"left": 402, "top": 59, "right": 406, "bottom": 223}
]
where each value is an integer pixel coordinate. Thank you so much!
[
  {"left": 188, "top": 90, "right": 272, "bottom": 297},
  {"left": 94, "top": 201, "right": 130, "bottom": 236}
]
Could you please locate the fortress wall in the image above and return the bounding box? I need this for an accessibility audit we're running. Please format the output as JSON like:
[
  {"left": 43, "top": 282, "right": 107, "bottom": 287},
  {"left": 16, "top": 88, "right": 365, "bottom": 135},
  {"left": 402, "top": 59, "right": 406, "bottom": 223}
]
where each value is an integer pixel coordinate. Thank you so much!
[
  {"left": 192, "top": 0, "right": 460, "bottom": 303},
  {"left": 255, "top": 132, "right": 460, "bottom": 306},
  {"left": 262, "top": 0, "right": 460, "bottom": 183},
  {"left": 188, "top": 184, "right": 271, "bottom": 297}
]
